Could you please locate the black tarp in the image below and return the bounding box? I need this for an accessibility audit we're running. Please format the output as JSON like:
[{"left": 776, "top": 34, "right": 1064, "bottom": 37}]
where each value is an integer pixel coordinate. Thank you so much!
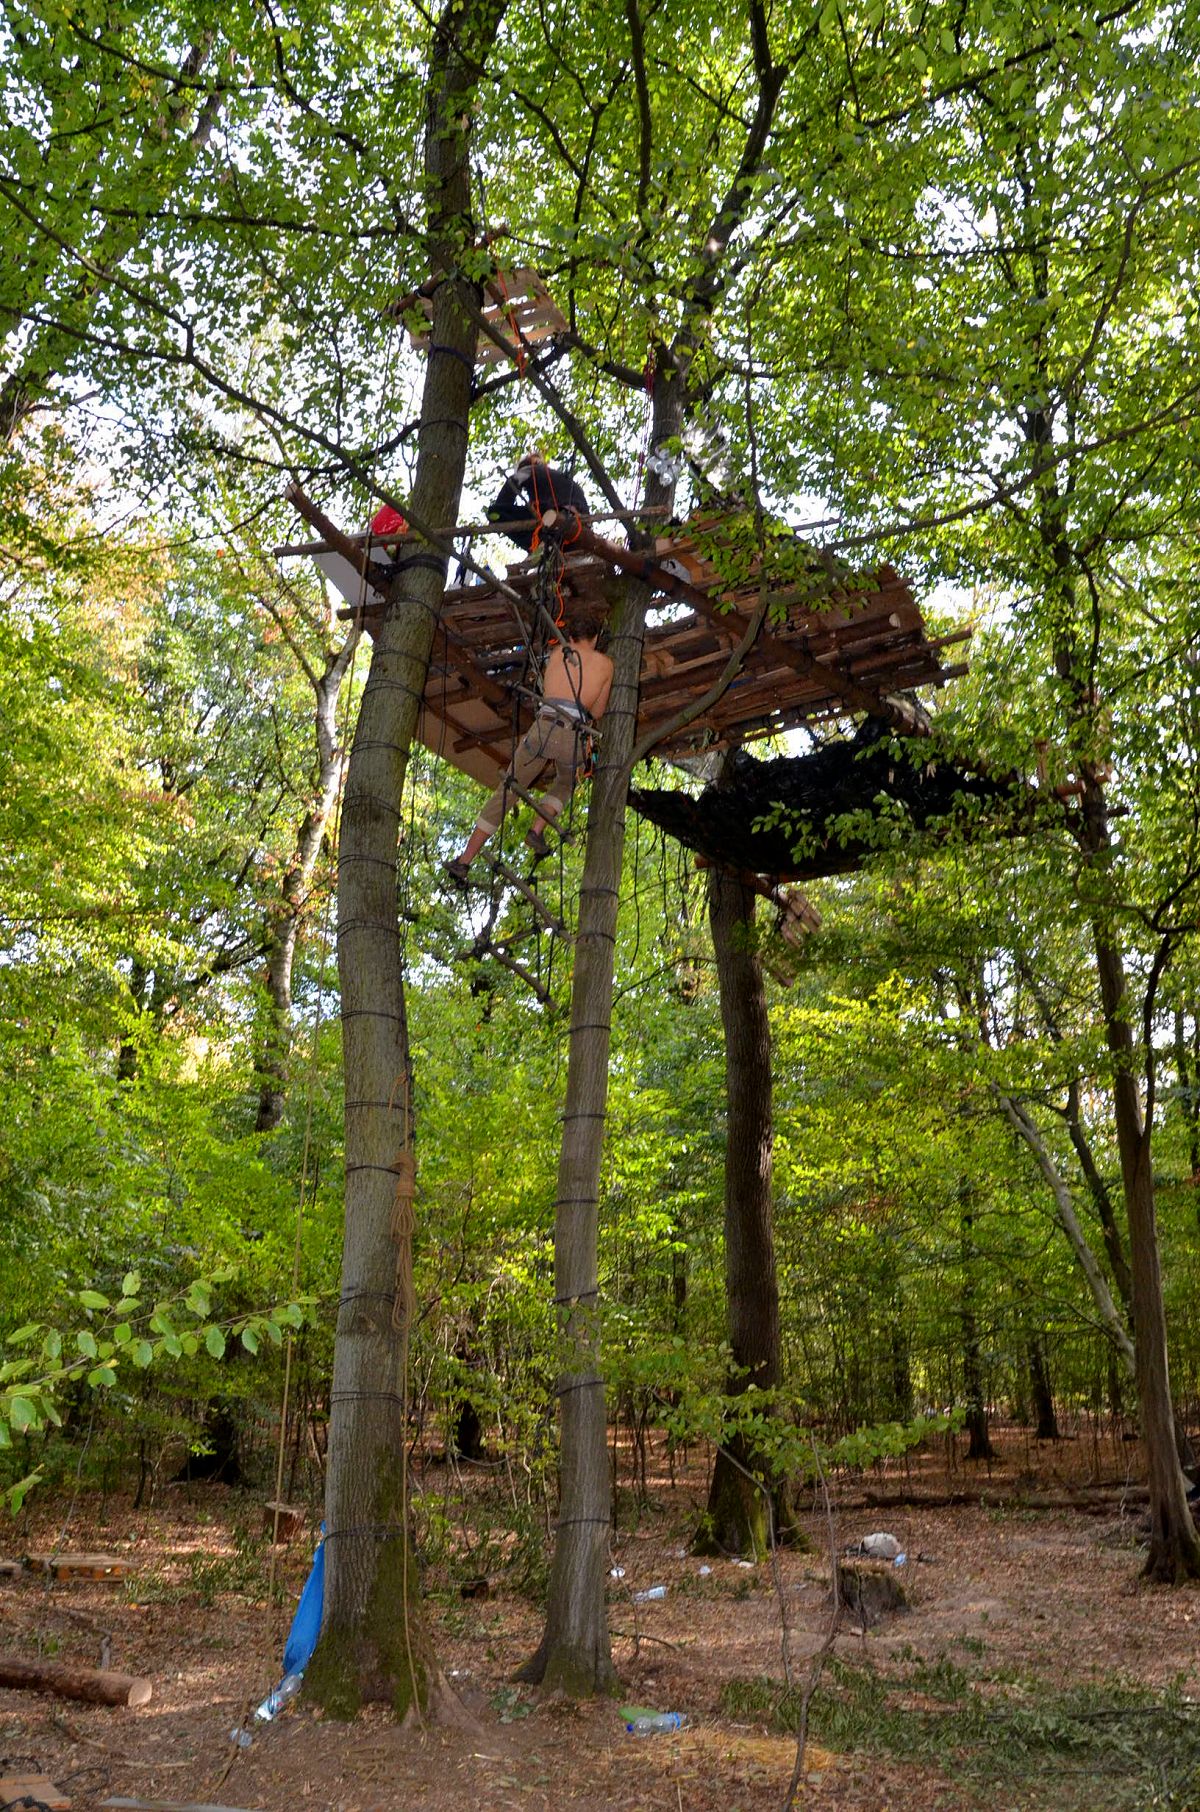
[{"left": 629, "top": 720, "right": 1014, "bottom": 880}]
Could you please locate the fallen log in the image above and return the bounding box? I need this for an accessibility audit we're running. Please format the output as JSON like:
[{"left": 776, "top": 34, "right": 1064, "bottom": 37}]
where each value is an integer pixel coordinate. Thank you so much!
[
  {"left": 855, "top": 1485, "right": 1149, "bottom": 1514},
  {"left": 0, "top": 1654, "right": 152, "bottom": 1707}
]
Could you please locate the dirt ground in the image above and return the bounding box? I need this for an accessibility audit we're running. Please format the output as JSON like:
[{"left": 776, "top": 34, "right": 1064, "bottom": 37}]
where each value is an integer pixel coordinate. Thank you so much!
[{"left": 1, "top": 1424, "right": 1198, "bottom": 1812}]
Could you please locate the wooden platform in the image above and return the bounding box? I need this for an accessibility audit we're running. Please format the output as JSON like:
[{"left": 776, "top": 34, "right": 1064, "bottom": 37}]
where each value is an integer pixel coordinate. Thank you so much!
[
  {"left": 416, "top": 520, "right": 966, "bottom": 788},
  {"left": 282, "top": 487, "right": 966, "bottom": 791}
]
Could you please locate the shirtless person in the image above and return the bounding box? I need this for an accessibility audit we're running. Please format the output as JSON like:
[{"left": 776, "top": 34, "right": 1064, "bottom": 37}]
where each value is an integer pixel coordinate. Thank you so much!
[{"left": 446, "top": 610, "right": 613, "bottom": 879}]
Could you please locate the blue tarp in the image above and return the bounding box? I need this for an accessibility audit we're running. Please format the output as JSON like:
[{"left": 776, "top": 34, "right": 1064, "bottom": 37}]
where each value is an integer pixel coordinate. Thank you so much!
[{"left": 282, "top": 1524, "right": 325, "bottom": 1677}]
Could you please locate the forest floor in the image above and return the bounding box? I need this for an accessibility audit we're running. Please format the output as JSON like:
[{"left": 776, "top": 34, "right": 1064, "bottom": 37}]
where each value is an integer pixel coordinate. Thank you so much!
[{"left": 1, "top": 1424, "right": 1198, "bottom": 1812}]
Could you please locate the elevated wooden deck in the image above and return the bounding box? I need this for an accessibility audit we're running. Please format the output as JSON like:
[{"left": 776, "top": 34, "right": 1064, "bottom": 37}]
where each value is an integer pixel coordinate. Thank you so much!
[
  {"left": 280, "top": 490, "right": 967, "bottom": 790},
  {"left": 416, "top": 520, "right": 966, "bottom": 787}
]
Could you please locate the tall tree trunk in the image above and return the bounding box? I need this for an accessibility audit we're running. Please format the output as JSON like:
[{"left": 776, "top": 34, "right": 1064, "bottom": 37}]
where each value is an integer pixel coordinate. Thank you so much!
[
  {"left": 997, "top": 1092, "right": 1136, "bottom": 1375},
  {"left": 306, "top": 0, "right": 507, "bottom": 1720},
  {"left": 1088, "top": 894, "right": 1200, "bottom": 1580},
  {"left": 255, "top": 634, "right": 358, "bottom": 1132},
  {"left": 515, "top": 548, "right": 659, "bottom": 1698},
  {"left": 960, "top": 1197, "right": 995, "bottom": 1462},
  {"left": 1027, "top": 1335, "right": 1059, "bottom": 1441},
  {"left": 1023, "top": 254, "right": 1199, "bottom": 1572},
  {"left": 697, "top": 862, "right": 795, "bottom": 1557},
  {"left": 518, "top": 342, "right": 694, "bottom": 1692},
  {"left": 521, "top": 1, "right": 787, "bottom": 1690}
]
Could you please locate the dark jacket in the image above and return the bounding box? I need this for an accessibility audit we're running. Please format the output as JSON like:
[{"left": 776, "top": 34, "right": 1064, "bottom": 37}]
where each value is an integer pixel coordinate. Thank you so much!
[{"left": 487, "top": 461, "right": 590, "bottom": 553}]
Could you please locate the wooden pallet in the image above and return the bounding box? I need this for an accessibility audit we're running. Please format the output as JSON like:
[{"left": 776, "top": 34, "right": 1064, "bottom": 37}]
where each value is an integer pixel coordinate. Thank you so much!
[
  {"left": 398, "top": 267, "right": 568, "bottom": 365},
  {"left": 24, "top": 1552, "right": 131, "bottom": 1582}
]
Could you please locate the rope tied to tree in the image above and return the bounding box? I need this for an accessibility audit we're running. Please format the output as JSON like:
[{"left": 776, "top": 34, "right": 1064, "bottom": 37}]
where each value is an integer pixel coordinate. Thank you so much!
[{"left": 389, "top": 1077, "right": 417, "bottom": 1334}]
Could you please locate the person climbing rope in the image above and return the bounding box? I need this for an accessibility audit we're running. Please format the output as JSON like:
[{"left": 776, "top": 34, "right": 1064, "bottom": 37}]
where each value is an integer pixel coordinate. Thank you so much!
[
  {"left": 487, "top": 454, "right": 590, "bottom": 553},
  {"left": 446, "top": 608, "right": 613, "bottom": 879}
]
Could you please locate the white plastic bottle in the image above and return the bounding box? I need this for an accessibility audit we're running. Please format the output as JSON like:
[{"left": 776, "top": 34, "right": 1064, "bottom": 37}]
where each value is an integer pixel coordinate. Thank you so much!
[{"left": 254, "top": 1671, "right": 304, "bottom": 1723}]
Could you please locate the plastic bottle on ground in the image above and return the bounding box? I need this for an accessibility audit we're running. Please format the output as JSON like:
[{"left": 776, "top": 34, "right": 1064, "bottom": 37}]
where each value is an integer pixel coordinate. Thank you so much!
[
  {"left": 254, "top": 1671, "right": 304, "bottom": 1723},
  {"left": 625, "top": 1711, "right": 686, "bottom": 1735},
  {"left": 632, "top": 1584, "right": 667, "bottom": 1602}
]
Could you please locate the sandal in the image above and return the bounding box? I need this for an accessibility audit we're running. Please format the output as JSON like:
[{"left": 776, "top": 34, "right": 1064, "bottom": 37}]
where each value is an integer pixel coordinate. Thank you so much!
[
  {"left": 444, "top": 857, "right": 471, "bottom": 884},
  {"left": 525, "top": 829, "right": 550, "bottom": 858}
]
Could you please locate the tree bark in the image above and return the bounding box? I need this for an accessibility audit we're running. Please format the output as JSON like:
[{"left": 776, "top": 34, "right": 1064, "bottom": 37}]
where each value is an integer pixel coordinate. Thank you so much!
[
  {"left": 696, "top": 862, "right": 796, "bottom": 1557},
  {"left": 960, "top": 1197, "right": 995, "bottom": 1462},
  {"left": 0, "top": 1656, "right": 151, "bottom": 1708},
  {"left": 1088, "top": 899, "right": 1200, "bottom": 1579},
  {"left": 307, "top": 0, "right": 507, "bottom": 1720}
]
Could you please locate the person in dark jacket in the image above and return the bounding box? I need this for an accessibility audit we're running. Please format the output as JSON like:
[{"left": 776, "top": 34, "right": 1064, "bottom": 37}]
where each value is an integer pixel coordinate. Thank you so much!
[{"left": 487, "top": 454, "right": 590, "bottom": 553}]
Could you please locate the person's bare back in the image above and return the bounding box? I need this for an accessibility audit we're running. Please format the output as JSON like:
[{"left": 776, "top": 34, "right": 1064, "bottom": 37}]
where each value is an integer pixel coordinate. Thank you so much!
[{"left": 542, "top": 633, "right": 613, "bottom": 721}]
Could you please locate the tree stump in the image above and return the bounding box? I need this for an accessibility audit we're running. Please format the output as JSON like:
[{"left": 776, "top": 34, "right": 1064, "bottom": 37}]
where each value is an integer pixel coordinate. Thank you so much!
[
  {"left": 837, "top": 1559, "right": 908, "bottom": 1628},
  {"left": 262, "top": 1502, "right": 305, "bottom": 1544}
]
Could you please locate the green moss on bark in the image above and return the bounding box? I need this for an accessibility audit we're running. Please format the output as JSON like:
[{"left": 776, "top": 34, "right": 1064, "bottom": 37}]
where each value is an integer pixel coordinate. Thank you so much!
[{"left": 306, "top": 1451, "right": 432, "bottom": 1721}]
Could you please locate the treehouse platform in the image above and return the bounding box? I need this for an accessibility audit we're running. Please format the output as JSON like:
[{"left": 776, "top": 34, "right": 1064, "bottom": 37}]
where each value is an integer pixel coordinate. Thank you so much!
[
  {"left": 414, "top": 518, "right": 967, "bottom": 787},
  {"left": 279, "top": 490, "right": 968, "bottom": 790}
]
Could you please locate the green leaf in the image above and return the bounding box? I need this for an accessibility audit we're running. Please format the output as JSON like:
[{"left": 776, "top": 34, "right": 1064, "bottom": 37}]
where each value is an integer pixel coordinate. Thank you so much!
[
  {"left": 131, "top": 1341, "right": 154, "bottom": 1368},
  {"left": 7, "top": 1470, "right": 42, "bottom": 1514},
  {"left": 87, "top": 1364, "right": 117, "bottom": 1388},
  {"left": 78, "top": 1290, "right": 110, "bottom": 1311},
  {"left": 205, "top": 1326, "right": 226, "bottom": 1359},
  {"left": 113, "top": 1323, "right": 133, "bottom": 1346},
  {"left": 241, "top": 1326, "right": 259, "bottom": 1354},
  {"left": 6, "top": 1325, "right": 41, "bottom": 1347},
  {"left": 8, "top": 1396, "right": 36, "bottom": 1432},
  {"left": 122, "top": 1272, "right": 140, "bottom": 1297},
  {"left": 75, "top": 1330, "right": 98, "bottom": 1359}
]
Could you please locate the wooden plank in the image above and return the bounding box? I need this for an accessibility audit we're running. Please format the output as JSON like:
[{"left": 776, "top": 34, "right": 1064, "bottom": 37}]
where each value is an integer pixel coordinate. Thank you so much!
[
  {"left": 0, "top": 1773, "right": 70, "bottom": 1810},
  {"left": 101, "top": 1801, "right": 263, "bottom": 1812},
  {"left": 25, "top": 1552, "right": 131, "bottom": 1581}
]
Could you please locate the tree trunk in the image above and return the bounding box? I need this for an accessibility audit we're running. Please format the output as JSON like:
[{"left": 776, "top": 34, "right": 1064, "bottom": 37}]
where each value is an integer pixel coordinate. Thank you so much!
[
  {"left": 696, "top": 862, "right": 796, "bottom": 1558},
  {"left": 997, "top": 1092, "right": 1136, "bottom": 1375},
  {"left": 307, "top": 0, "right": 507, "bottom": 1720},
  {"left": 1027, "top": 1336, "right": 1059, "bottom": 1441},
  {"left": 1090, "top": 907, "right": 1200, "bottom": 1580},
  {"left": 518, "top": 350, "right": 694, "bottom": 1694},
  {"left": 255, "top": 635, "right": 358, "bottom": 1132},
  {"left": 514, "top": 567, "right": 654, "bottom": 1696},
  {"left": 960, "top": 1199, "right": 995, "bottom": 1462},
  {"left": 520, "top": 6, "right": 787, "bottom": 1689}
]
